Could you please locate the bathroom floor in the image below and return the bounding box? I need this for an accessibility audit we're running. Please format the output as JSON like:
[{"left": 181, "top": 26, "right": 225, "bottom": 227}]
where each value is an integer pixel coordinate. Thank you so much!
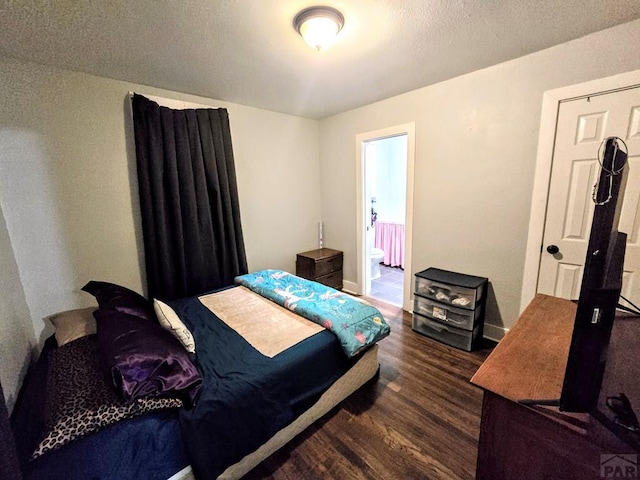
[{"left": 370, "top": 264, "right": 404, "bottom": 306}]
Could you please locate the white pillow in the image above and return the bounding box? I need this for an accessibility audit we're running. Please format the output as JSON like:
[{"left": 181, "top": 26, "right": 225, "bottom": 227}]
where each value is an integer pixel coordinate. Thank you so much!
[
  {"left": 153, "top": 299, "right": 196, "bottom": 353},
  {"left": 47, "top": 307, "right": 98, "bottom": 347}
]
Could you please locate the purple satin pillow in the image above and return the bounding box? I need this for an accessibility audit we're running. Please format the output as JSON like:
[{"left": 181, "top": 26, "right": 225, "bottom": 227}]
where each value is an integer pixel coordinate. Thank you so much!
[
  {"left": 82, "top": 280, "right": 156, "bottom": 323},
  {"left": 94, "top": 309, "right": 202, "bottom": 406}
]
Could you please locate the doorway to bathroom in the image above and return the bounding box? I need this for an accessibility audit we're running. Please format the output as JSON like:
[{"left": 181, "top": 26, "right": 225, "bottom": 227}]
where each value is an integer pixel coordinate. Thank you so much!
[{"left": 355, "top": 123, "right": 415, "bottom": 310}]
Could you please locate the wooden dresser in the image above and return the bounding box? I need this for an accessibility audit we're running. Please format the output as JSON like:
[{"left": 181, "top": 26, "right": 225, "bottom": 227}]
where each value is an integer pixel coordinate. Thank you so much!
[
  {"left": 295, "top": 248, "right": 343, "bottom": 290},
  {"left": 471, "top": 294, "right": 638, "bottom": 480}
]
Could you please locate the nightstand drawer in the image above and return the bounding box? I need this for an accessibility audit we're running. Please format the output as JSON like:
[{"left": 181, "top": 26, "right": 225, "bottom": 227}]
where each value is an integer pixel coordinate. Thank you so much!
[
  {"left": 314, "top": 254, "right": 343, "bottom": 277},
  {"left": 316, "top": 270, "right": 343, "bottom": 289},
  {"left": 296, "top": 248, "right": 344, "bottom": 290}
]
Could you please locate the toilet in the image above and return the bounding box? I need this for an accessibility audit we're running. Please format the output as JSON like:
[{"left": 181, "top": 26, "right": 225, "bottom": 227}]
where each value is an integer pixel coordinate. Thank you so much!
[{"left": 371, "top": 247, "right": 385, "bottom": 280}]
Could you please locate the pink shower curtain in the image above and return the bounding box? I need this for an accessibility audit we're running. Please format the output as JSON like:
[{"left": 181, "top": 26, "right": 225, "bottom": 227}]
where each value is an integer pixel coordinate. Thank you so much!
[{"left": 374, "top": 221, "right": 405, "bottom": 268}]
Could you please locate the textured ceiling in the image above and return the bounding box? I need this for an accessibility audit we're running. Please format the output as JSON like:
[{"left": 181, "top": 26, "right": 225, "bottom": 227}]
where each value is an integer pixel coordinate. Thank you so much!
[{"left": 1, "top": 1, "right": 640, "bottom": 119}]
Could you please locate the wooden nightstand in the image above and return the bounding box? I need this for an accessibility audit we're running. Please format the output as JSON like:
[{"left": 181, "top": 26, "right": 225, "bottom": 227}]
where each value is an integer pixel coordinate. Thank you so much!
[{"left": 296, "top": 248, "right": 343, "bottom": 290}]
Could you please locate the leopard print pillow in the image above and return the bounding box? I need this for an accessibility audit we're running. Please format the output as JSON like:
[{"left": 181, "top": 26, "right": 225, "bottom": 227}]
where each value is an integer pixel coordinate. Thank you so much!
[{"left": 31, "top": 335, "right": 182, "bottom": 460}]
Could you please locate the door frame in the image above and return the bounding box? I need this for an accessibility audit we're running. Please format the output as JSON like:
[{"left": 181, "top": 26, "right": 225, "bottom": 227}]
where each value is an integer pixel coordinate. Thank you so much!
[
  {"left": 520, "top": 69, "right": 640, "bottom": 313},
  {"left": 355, "top": 122, "right": 415, "bottom": 311}
]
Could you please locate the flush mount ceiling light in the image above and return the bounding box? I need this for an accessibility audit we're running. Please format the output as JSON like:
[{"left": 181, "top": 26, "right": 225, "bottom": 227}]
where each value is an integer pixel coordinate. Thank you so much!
[{"left": 294, "top": 6, "right": 344, "bottom": 51}]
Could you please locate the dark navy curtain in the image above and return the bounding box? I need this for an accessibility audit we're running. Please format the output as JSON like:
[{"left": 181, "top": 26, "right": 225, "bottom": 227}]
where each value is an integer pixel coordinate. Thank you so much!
[{"left": 131, "top": 94, "right": 247, "bottom": 301}]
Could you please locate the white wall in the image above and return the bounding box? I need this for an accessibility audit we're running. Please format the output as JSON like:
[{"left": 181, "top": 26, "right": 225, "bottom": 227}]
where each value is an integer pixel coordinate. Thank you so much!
[
  {"left": 319, "top": 19, "right": 640, "bottom": 336},
  {"left": 371, "top": 135, "right": 407, "bottom": 224},
  {"left": 0, "top": 57, "right": 321, "bottom": 345},
  {"left": 0, "top": 202, "right": 35, "bottom": 413}
]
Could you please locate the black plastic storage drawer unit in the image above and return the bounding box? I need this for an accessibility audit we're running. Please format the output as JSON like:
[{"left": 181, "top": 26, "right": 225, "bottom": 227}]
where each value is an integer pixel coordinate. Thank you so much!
[
  {"left": 412, "top": 313, "right": 482, "bottom": 351},
  {"left": 413, "top": 296, "right": 482, "bottom": 331},
  {"left": 413, "top": 268, "right": 488, "bottom": 351},
  {"left": 414, "top": 269, "right": 485, "bottom": 310}
]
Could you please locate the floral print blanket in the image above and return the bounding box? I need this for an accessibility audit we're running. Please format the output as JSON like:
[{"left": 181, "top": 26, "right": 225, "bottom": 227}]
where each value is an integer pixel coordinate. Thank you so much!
[{"left": 235, "top": 270, "right": 390, "bottom": 357}]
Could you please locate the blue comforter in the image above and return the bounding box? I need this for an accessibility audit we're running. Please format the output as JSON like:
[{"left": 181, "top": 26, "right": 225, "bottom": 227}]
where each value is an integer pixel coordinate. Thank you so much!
[
  {"left": 235, "top": 270, "right": 390, "bottom": 357},
  {"left": 171, "top": 289, "right": 358, "bottom": 479}
]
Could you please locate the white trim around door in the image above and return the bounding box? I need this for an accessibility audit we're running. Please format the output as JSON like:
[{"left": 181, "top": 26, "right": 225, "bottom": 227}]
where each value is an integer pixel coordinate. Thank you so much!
[
  {"left": 520, "top": 69, "right": 640, "bottom": 313},
  {"left": 356, "top": 122, "right": 416, "bottom": 312}
]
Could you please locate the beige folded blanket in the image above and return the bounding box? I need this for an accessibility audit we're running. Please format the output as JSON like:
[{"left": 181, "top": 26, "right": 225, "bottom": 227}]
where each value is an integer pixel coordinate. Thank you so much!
[{"left": 199, "top": 286, "right": 324, "bottom": 357}]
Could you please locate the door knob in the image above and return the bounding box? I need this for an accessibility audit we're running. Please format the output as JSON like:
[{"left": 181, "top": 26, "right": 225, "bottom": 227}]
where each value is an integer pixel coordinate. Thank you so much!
[{"left": 546, "top": 245, "right": 560, "bottom": 255}]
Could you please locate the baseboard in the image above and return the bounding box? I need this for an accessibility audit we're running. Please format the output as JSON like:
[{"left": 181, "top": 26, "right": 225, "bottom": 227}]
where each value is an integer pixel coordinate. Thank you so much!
[{"left": 483, "top": 323, "right": 508, "bottom": 342}]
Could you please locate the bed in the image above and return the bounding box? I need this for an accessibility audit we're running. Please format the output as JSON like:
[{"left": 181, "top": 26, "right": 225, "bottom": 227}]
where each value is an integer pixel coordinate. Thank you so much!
[{"left": 11, "top": 270, "right": 389, "bottom": 480}]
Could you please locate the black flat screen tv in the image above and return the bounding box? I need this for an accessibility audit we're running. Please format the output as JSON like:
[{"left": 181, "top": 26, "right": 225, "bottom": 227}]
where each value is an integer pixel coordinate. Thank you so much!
[
  {"left": 559, "top": 137, "right": 629, "bottom": 413},
  {"left": 519, "top": 137, "right": 629, "bottom": 413}
]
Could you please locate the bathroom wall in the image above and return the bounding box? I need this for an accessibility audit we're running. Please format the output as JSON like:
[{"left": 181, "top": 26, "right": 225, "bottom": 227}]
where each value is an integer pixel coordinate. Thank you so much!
[{"left": 372, "top": 135, "right": 407, "bottom": 224}]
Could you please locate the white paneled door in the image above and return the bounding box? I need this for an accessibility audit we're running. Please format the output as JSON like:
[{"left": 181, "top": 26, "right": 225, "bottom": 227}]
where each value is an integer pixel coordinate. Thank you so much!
[{"left": 537, "top": 87, "right": 640, "bottom": 307}]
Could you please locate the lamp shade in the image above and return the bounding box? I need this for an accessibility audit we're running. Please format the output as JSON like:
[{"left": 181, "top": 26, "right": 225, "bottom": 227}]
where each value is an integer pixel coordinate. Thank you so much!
[{"left": 294, "top": 7, "right": 344, "bottom": 51}]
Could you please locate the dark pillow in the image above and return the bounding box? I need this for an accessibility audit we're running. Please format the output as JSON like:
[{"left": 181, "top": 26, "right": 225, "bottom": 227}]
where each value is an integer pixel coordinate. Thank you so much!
[
  {"left": 94, "top": 309, "right": 202, "bottom": 406},
  {"left": 82, "top": 280, "right": 156, "bottom": 322}
]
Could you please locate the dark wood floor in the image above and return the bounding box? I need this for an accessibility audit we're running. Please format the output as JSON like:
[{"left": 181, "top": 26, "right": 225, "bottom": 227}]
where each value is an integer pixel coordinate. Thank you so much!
[{"left": 244, "top": 298, "right": 495, "bottom": 480}]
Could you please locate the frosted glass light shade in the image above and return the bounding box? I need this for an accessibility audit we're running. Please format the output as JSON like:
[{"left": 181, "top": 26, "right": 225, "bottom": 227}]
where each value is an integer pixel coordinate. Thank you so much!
[{"left": 294, "top": 7, "right": 344, "bottom": 51}]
